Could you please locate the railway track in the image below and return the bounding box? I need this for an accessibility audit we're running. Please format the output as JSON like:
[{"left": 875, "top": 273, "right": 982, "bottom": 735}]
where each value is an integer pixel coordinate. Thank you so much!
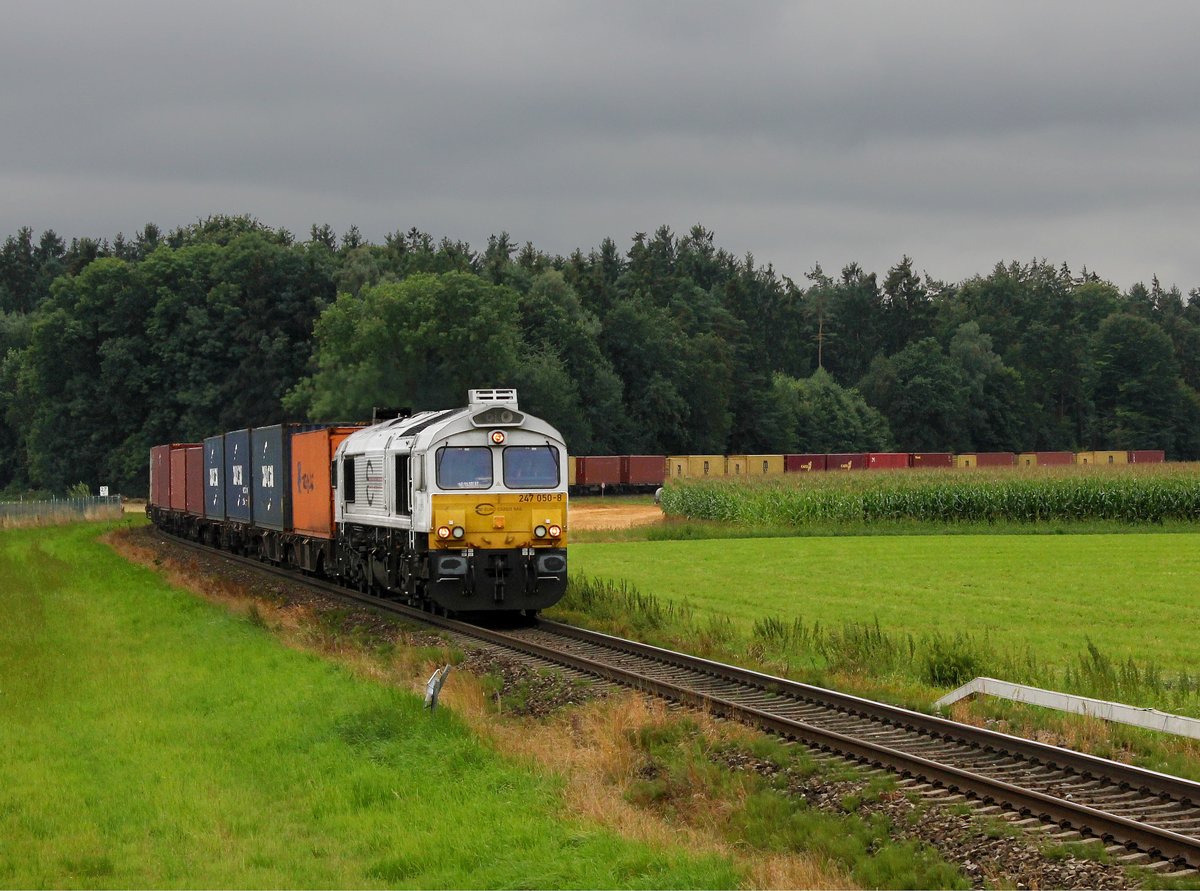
[{"left": 162, "top": 534, "right": 1200, "bottom": 876}]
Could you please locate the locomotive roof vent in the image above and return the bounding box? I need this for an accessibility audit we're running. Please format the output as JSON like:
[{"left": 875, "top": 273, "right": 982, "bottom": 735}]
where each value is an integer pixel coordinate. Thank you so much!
[{"left": 468, "top": 388, "right": 519, "bottom": 409}]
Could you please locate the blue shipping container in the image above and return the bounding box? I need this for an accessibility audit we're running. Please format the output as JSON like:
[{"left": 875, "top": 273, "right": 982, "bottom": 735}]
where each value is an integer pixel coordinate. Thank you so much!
[
  {"left": 224, "top": 428, "right": 252, "bottom": 523},
  {"left": 252, "top": 424, "right": 323, "bottom": 531},
  {"left": 204, "top": 434, "right": 225, "bottom": 519}
]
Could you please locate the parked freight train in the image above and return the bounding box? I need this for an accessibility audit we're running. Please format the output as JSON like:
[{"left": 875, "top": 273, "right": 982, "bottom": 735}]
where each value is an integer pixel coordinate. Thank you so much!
[
  {"left": 148, "top": 390, "right": 568, "bottom": 615},
  {"left": 566, "top": 448, "right": 1167, "bottom": 491}
]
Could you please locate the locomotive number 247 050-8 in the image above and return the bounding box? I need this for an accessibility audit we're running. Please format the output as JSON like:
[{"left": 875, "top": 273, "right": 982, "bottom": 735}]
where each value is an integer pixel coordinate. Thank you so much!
[{"left": 517, "top": 493, "right": 565, "bottom": 503}]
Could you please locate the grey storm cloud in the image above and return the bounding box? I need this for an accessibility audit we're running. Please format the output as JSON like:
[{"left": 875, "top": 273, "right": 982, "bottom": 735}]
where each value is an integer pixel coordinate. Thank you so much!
[{"left": 2, "top": 1, "right": 1199, "bottom": 289}]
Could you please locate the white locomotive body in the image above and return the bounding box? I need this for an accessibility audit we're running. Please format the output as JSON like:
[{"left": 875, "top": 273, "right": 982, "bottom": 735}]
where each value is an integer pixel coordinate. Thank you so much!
[{"left": 332, "top": 389, "right": 569, "bottom": 612}]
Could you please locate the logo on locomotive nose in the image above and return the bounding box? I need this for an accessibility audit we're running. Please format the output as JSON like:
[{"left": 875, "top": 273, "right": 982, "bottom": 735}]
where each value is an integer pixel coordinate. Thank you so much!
[{"left": 475, "top": 503, "right": 495, "bottom": 516}]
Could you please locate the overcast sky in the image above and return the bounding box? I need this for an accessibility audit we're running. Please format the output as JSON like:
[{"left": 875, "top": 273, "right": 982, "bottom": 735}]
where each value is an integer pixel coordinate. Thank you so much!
[{"left": 3, "top": 1, "right": 1198, "bottom": 291}]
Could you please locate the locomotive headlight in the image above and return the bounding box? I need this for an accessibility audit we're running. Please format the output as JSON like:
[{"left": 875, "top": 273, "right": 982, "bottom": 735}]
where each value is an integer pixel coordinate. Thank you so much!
[
  {"left": 437, "top": 525, "right": 451, "bottom": 539},
  {"left": 489, "top": 430, "right": 506, "bottom": 445},
  {"left": 452, "top": 525, "right": 465, "bottom": 539},
  {"left": 534, "top": 524, "right": 547, "bottom": 538},
  {"left": 548, "top": 524, "right": 562, "bottom": 538}
]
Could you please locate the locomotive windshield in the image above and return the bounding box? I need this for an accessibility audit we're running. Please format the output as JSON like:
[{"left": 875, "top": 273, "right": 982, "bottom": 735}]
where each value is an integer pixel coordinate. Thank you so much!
[
  {"left": 436, "top": 446, "right": 493, "bottom": 489},
  {"left": 503, "top": 445, "right": 559, "bottom": 488}
]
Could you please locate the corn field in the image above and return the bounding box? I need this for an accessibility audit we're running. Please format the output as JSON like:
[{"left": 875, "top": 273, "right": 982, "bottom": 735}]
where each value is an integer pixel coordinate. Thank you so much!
[{"left": 660, "top": 464, "right": 1200, "bottom": 526}]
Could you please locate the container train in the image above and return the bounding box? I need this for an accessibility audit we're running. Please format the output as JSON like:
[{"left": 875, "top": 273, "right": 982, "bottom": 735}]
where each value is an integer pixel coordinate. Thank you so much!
[
  {"left": 567, "top": 448, "right": 1167, "bottom": 491},
  {"left": 148, "top": 389, "right": 569, "bottom": 615}
]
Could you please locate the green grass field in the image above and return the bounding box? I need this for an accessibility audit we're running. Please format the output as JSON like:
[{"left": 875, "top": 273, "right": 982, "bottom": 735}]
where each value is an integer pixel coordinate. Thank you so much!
[
  {"left": 569, "top": 533, "right": 1200, "bottom": 673},
  {"left": 0, "top": 522, "right": 738, "bottom": 889}
]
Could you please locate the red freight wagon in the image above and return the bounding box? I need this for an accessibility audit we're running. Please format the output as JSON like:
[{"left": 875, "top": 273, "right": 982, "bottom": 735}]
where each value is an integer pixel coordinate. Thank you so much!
[
  {"left": 576, "top": 456, "right": 622, "bottom": 487},
  {"left": 1036, "top": 451, "right": 1074, "bottom": 466},
  {"left": 1129, "top": 450, "right": 1165, "bottom": 463},
  {"left": 785, "top": 454, "right": 827, "bottom": 472},
  {"left": 910, "top": 452, "right": 953, "bottom": 468},
  {"left": 621, "top": 455, "right": 666, "bottom": 487},
  {"left": 169, "top": 446, "right": 188, "bottom": 511},
  {"left": 868, "top": 452, "right": 909, "bottom": 470},
  {"left": 827, "top": 453, "right": 868, "bottom": 471},
  {"left": 975, "top": 452, "right": 1015, "bottom": 467},
  {"left": 150, "top": 444, "right": 171, "bottom": 507},
  {"left": 185, "top": 445, "right": 205, "bottom": 516}
]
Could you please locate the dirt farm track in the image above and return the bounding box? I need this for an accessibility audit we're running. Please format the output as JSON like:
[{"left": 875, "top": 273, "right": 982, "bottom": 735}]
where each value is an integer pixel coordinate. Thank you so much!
[{"left": 568, "top": 502, "right": 663, "bottom": 531}]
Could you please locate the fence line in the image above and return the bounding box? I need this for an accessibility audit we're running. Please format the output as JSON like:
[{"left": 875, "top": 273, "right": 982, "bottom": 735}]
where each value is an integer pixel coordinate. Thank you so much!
[{"left": 0, "top": 495, "right": 124, "bottom": 524}]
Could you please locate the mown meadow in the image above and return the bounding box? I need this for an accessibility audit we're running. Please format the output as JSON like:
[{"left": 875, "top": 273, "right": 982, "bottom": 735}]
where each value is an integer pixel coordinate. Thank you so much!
[
  {"left": 558, "top": 528, "right": 1200, "bottom": 780},
  {"left": 0, "top": 521, "right": 740, "bottom": 889}
]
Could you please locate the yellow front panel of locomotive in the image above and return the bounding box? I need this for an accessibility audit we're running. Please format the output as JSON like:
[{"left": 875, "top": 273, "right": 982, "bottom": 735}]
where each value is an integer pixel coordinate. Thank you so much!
[{"left": 431, "top": 493, "right": 567, "bottom": 549}]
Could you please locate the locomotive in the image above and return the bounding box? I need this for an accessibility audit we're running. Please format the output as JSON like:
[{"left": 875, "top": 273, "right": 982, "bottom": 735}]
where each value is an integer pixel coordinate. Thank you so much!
[{"left": 147, "top": 389, "right": 569, "bottom": 615}]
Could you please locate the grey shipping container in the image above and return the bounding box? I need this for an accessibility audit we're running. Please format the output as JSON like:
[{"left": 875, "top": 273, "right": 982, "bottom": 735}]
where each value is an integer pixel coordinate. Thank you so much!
[
  {"left": 224, "top": 428, "right": 253, "bottom": 523},
  {"left": 251, "top": 424, "right": 323, "bottom": 531},
  {"left": 204, "top": 434, "right": 225, "bottom": 519}
]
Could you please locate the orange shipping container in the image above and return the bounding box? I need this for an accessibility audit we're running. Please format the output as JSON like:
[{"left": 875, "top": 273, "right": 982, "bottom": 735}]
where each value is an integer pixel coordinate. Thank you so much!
[{"left": 291, "top": 427, "right": 363, "bottom": 539}]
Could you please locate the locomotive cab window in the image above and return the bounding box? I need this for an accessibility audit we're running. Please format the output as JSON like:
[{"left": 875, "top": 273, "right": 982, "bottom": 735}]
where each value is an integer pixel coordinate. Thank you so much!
[
  {"left": 343, "top": 456, "right": 357, "bottom": 502},
  {"left": 435, "top": 446, "right": 493, "bottom": 489},
  {"left": 503, "top": 445, "right": 559, "bottom": 488},
  {"left": 395, "top": 455, "right": 410, "bottom": 514}
]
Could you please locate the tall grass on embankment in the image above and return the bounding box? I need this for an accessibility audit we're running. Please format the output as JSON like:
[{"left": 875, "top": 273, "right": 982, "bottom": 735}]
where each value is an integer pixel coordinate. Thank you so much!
[
  {"left": 0, "top": 501, "right": 124, "bottom": 529},
  {"left": 552, "top": 573, "right": 1200, "bottom": 781},
  {"left": 0, "top": 521, "right": 738, "bottom": 889},
  {"left": 661, "top": 464, "right": 1200, "bottom": 528}
]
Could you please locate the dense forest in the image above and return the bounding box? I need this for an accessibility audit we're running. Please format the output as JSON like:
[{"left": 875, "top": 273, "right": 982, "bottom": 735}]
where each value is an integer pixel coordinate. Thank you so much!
[{"left": 1, "top": 216, "right": 1197, "bottom": 496}]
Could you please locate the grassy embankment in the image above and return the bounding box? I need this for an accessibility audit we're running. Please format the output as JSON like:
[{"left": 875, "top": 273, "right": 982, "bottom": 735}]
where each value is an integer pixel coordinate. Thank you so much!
[
  {"left": 7, "top": 520, "right": 986, "bottom": 890},
  {"left": 0, "top": 521, "right": 742, "bottom": 889}
]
